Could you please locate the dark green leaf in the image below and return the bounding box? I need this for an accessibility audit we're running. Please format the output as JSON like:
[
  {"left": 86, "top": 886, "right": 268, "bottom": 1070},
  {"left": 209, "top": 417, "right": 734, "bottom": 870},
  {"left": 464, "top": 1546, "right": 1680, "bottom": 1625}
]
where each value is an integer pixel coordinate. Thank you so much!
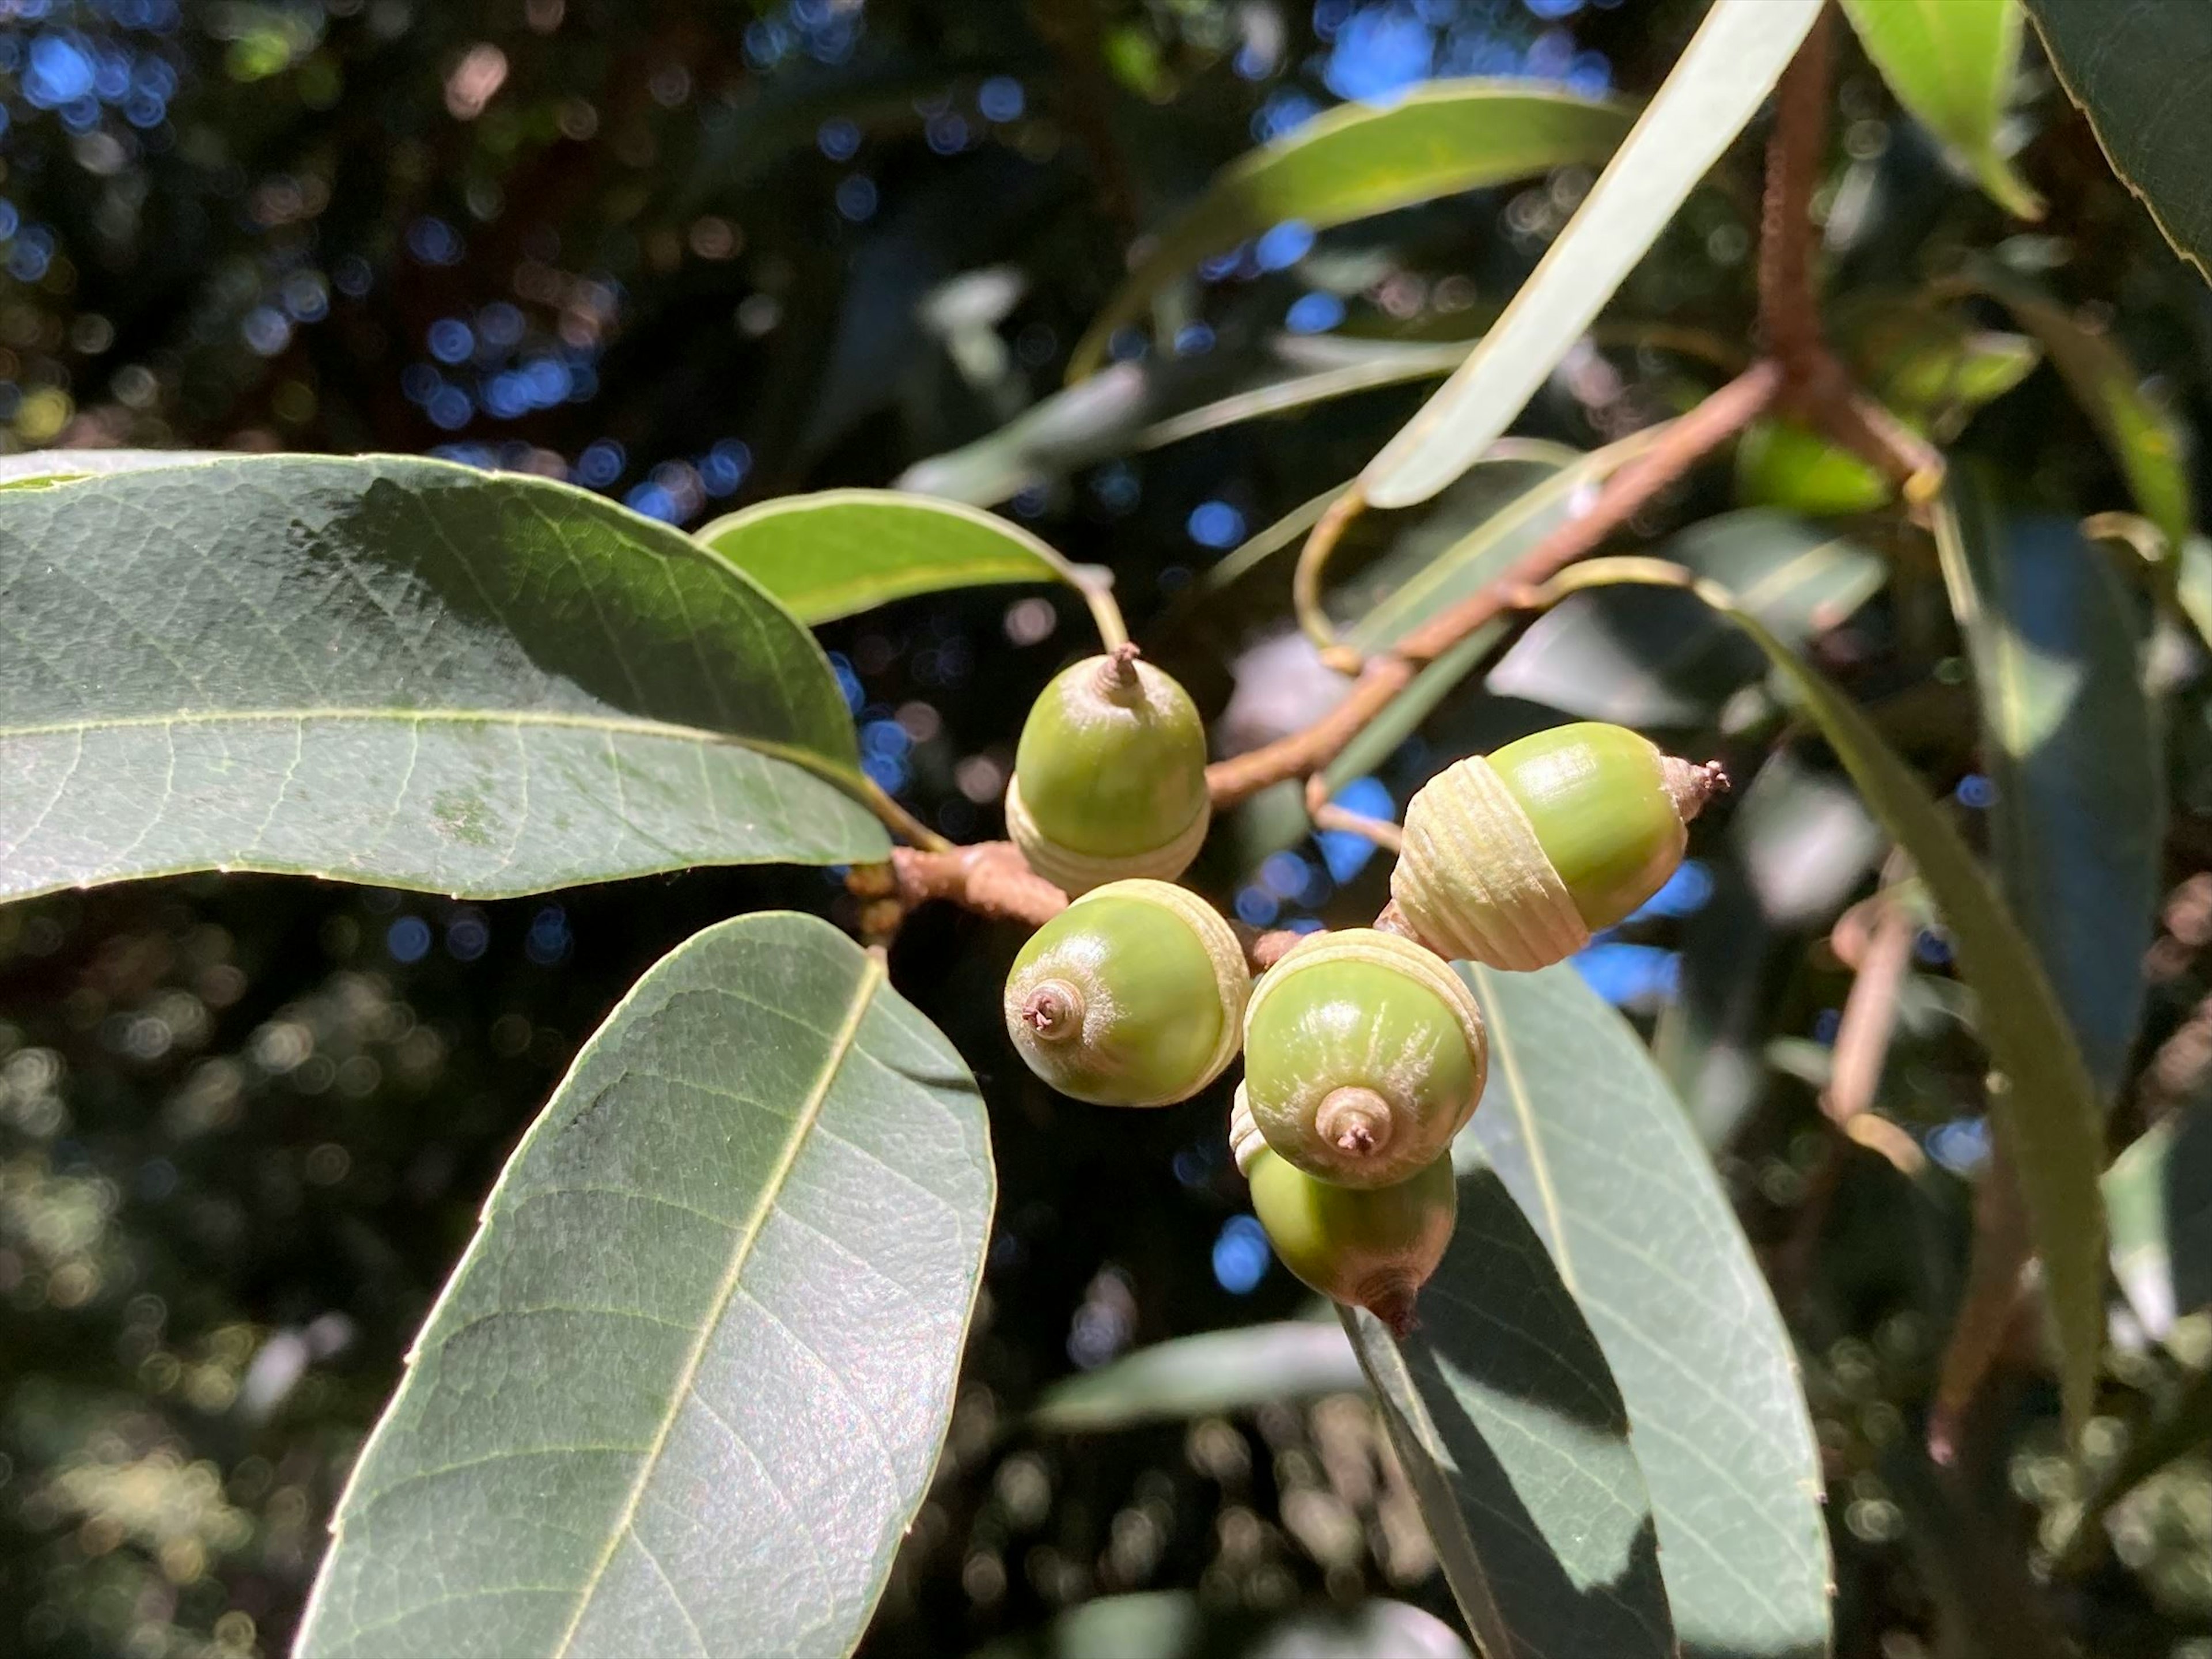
[
  {"left": 1488, "top": 510, "right": 1886, "bottom": 726},
  {"left": 1461, "top": 964, "right": 1833, "bottom": 1659},
  {"left": 1933, "top": 474, "right": 2161, "bottom": 1097},
  {"left": 0, "top": 455, "right": 885, "bottom": 902},
  {"left": 2023, "top": 0, "right": 2212, "bottom": 285},
  {"left": 1069, "top": 83, "right": 1633, "bottom": 377},
  {"left": 1839, "top": 0, "right": 2041, "bottom": 217},
  {"left": 697, "top": 488, "right": 1100, "bottom": 625},
  {"left": 296, "top": 911, "right": 993, "bottom": 1659},
  {"left": 1031, "top": 1321, "right": 1364, "bottom": 1434}
]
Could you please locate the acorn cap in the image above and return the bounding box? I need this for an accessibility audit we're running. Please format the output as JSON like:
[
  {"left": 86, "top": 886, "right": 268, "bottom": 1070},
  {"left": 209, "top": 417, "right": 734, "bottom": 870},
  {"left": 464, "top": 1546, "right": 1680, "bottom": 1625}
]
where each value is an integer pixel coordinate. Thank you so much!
[{"left": 1006, "top": 772, "right": 1212, "bottom": 896}]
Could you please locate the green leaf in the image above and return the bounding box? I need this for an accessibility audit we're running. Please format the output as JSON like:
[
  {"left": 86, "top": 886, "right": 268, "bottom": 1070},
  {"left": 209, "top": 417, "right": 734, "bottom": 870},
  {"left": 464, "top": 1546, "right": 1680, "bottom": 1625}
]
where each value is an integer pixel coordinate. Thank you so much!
[
  {"left": 1736, "top": 419, "right": 1895, "bottom": 517},
  {"left": 296, "top": 911, "right": 993, "bottom": 1659},
  {"left": 2022, "top": 0, "right": 2212, "bottom": 285},
  {"left": 1839, "top": 0, "right": 2043, "bottom": 217},
  {"left": 1361, "top": 0, "right": 1825, "bottom": 509},
  {"left": 696, "top": 488, "right": 1099, "bottom": 624},
  {"left": 1068, "top": 82, "right": 1634, "bottom": 378},
  {"left": 2056, "top": 1361, "right": 2212, "bottom": 1568},
  {"left": 1031, "top": 1321, "right": 1365, "bottom": 1434},
  {"left": 1966, "top": 260, "right": 2194, "bottom": 550},
  {"left": 0, "top": 454, "right": 886, "bottom": 902},
  {"left": 1933, "top": 474, "right": 2162, "bottom": 1097},
  {"left": 1489, "top": 509, "right": 1887, "bottom": 726},
  {"left": 0, "top": 447, "right": 231, "bottom": 487},
  {"left": 2105, "top": 1106, "right": 2212, "bottom": 1340},
  {"left": 899, "top": 337, "right": 1469, "bottom": 507},
  {"left": 1342, "top": 1170, "right": 1678, "bottom": 1659},
  {"left": 972, "top": 1592, "right": 1472, "bottom": 1659},
  {"left": 1460, "top": 964, "right": 1834, "bottom": 1659},
  {"left": 1554, "top": 558, "right": 2109, "bottom": 1437}
]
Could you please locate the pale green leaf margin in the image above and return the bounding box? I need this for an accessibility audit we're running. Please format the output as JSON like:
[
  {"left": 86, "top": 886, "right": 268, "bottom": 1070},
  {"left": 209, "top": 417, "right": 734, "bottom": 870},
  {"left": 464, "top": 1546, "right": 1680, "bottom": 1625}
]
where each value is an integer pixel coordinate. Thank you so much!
[{"left": 1838, "top": 0, "right": 2043, "bottom": 218}]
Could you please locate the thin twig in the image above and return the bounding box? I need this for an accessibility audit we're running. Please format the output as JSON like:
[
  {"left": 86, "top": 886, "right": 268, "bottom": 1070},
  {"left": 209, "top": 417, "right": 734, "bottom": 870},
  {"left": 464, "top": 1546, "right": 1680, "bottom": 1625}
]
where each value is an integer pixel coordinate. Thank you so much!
[
  {"left": 1758, "top": 2, "right": 1832, "bottom": 381},
  {"left": 892, "top": 842, "right": 1068, "bottom": 928},
  {"left": 1305, "top": 772, "right": 1404, "bottom": 854}
]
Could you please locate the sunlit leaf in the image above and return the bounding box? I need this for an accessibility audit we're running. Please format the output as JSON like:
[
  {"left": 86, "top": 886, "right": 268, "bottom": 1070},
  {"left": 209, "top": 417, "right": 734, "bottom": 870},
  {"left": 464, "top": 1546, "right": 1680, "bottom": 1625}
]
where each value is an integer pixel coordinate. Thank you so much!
[
  {"left": 1361, "top": 0, "right": 1825, "bottom": 509},
  {"left": 1031, "top": 1321, "right": 1364, "bottom": 1434},
  {"left": 2023, "top": 0, "right": 2212, "bottom": 284},
  {"left": 1839, "top": 0, "right": 2043, "bottom": 217},
  {"left": 972, "top": 1592, "right": 1472, "bottom": 1659},
  {"left": 1069, "top": 82, "right": 1633, "bottom": 377},
  {"left": 0, "top": 456, "right": 886, "bottom": 902},
  {"left": 297, "top": 912, "right": 993, "bottom": 1659},
  {"left": 2106, "top": 1107, "right": 2212, "bottom": 1340}
]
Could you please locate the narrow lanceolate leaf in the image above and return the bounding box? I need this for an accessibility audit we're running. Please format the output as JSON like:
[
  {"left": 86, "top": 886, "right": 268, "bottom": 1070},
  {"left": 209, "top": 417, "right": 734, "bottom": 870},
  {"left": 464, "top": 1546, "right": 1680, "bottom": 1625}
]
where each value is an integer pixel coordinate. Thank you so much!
[
  {"left": 698, "top": 488, "right": 1095, "bottom": 624},
  {"left": 1933, "top": 475, "right": 2161, "bottom": 1097},
  {"left": 1362, "top": 0, "right": 1824, "bottom": 509},
  {"left": 296, "top": 912, "right": 994, "bottom": 1659},
  {"left": 1342, "top": 1170, "right": 1678, "bottom": 1658},
  {"left": 0, "top": 455, "right": 885, "bottom": 902},
  {"left": 1489, "top": 509, "right": 1886, "bottom": 726},
  {"left": 2105, "top": 1107, "right": 2212, "bottom": 1340},
  {"left": 2023, "top": 0, "right": 2212, "bottom": 285},
  {"left": 1069, "top": 82, "right": 1632, "bottom": 377},
  {"left": 1031, "top": 1321, "right": 1364, "bottom": 1434},
  {"left": 1839, "top": 0, "right": 2041, "bottom": 217},
  {"left": 1463, "top": 964, "right": 1834, "bottom": 1659},
  {"left": 1551, "top": 558, "right": 2108, "bottom": 1438},
  {"left": 1968, "top": 260, "right": 2195, "bottom": 551}
]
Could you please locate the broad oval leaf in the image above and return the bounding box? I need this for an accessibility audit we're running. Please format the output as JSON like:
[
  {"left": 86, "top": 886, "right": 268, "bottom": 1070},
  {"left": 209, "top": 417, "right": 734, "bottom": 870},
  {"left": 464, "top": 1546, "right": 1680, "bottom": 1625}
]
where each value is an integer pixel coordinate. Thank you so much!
[
  {"left": 1933, "top": 475, "right": 2161, "bottom": 1097},
  {"left": 1839, "top": 0, "right": 2041, "bottom": 217},
  {"left": 296, "top": 910, "right": 994, "bottom": 1659},
  {"left": 0, "top": 454, "right": 886, "bottom": 902},
  {"left": 1460, "top": 963, "right": 1834, "bottom": 1659},
  {"left": 1967, "top": 260, "right": 2195, "bottom": 551},
  {"left": 1069, "top": 82, "right": 1633, "bottom": 378},
  {"left": 1031, "top": 1320, "right": 1365, "bottom": 1434},
  {"left": 698, "top": 488, "right": 1101, "bottom": 625},
  {"left": 1488, "top": 509, "right": 1887, "bottom": 726},
  {"left": 1342, "top": 1167, "right": 1678, "bottom": 1658},
  {"left": 2024, "top": 0, "right": 2212, "bottom": 285},
  {"left": 1362, "top": 0, "right": 1825, "bottom": 509},
  {"left": 0, "top": 446, "right": 232, "bottom": 487},
  {"left": 1551, "top": 558, "right": 2108, "bottom": 1437}
]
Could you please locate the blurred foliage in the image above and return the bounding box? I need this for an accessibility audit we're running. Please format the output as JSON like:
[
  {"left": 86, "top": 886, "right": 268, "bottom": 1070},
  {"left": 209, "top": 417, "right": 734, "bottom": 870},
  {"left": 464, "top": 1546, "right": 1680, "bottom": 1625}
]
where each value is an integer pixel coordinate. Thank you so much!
[{"left": 7, "top": 0, "right": 2212, "bottom": 1656}]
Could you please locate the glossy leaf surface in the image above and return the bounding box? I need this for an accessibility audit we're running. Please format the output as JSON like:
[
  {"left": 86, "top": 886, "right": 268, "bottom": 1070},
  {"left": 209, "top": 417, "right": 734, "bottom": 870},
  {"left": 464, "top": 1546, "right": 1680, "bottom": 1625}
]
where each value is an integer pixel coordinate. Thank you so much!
[
  {"left": 0, "top": 455, "right": 885, "bottom": 902},
  {"left": 1839, "top": 0, "right": 2041, "bottom": 216},
  {"left": 297, "top": 911, "right": 994, "bottom": 1659}
]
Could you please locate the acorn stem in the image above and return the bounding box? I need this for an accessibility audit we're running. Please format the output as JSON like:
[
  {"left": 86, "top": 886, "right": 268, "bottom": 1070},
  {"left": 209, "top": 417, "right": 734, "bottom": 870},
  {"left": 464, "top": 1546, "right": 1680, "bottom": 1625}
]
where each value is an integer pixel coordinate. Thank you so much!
[
  {"left": 1362, "top": 1275, "right": 1422, "bottom": 1338},
  {"left": 1316, "top": 1085, "right": 1393, "bottom": 1158},
  {"left": 1093, "top": 641, "right": 1145, "bottom": 700},
  {"left": 1661, "top": 756, "right": 1730, "bottom": 823},
  {"left": 1020, "top": 979, "right": 1086, "bottom": 1040}
]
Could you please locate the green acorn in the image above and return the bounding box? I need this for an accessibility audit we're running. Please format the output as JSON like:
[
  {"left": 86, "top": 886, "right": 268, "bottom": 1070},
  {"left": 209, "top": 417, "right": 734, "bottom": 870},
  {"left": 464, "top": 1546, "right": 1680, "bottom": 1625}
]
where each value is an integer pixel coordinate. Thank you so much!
[
  {"left": 1247, "top": 1146, "right": 1457, "bottom": 1335},
  {"left": 1392, "top": 722, "right": 1724, "bottom": 971},
  {"left": 1003, "top": 878, "right": 1248, "bottom": 1107},
  {"left": 1005, "top": 644, "right": 1211, "bottom": 894}
]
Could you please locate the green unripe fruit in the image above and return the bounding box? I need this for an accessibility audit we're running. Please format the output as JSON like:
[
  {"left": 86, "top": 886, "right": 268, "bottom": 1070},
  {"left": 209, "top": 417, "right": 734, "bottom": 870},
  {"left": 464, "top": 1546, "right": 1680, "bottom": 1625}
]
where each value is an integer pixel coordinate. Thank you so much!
[
  {"left": 1392, "top": 721, "right": 1725, "bottom": 971},
  {"left": 1241, "top": 929, "right": 1487, "bottom": 1189},
  {"left": 1006, "top": 644, "right": 1211, "bottom": 895},
  {"left": 1003, "top": 878, "right": 1248, "bottom": 1107},
  {"left": 1247, "top": 1145, "right": 1457, "bottom": 1335}
]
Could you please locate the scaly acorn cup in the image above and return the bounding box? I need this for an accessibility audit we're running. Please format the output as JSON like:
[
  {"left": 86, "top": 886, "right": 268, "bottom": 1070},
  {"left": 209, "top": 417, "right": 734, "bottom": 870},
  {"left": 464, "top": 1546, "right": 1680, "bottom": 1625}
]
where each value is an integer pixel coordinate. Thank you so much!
[
  {"left": 1392, "top": 721, "right": 1726, "bottom": 971},
  {"left": 1003, "top": 878, "right": 1249, "bottom": 1107},
  {"left": 1005, "top": 643, "right": 1211, "bottom": 895},
  {"left": 1247, "top": 1145, "right": 1457, "bottom": 1335},
  {"left": 1241, "top": 929, "right": 1487, "bottom": 1189}
]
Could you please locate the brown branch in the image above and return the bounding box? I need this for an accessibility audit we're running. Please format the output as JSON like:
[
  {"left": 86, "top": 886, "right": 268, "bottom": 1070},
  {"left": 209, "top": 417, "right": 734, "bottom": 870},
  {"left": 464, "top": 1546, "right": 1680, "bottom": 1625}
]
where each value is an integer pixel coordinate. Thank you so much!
[
  {"left": 891, "top": 843, "right": 1069, "bottom": 929},
  {"left": 1759, "top": 2, "right": 1833, "bottom": 381},
  {"left": 1205, "top": 657, "right": 1418, "bottom": 808}
]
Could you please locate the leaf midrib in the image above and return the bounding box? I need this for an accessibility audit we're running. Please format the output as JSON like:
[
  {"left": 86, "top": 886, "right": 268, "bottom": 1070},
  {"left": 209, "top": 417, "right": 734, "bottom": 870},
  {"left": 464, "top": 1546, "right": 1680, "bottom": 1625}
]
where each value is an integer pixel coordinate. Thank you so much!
[{"left": 547, "top": 952, "right": 886, "bottom": 1659}]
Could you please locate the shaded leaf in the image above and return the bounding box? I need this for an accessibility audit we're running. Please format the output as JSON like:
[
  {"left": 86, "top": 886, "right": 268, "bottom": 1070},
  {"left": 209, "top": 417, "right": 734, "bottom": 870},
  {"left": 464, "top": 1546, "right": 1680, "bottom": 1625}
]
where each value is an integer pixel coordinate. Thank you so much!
[
  {"left": 1362, "top": 0, "right": 1825, "bottom": 509},
  {"left": 0, "top": 455, "right": 885, "bottom": 902},
  {"left": 972, "top": 1592, "right": 1471, "bottom": 1659},
  {"left": 1069, "top": 82, "right": 1633, "bottom": 377},
  {"left": 1553, "top": 558, "right": 2108, "bottom": 1437},
  {"left": 1489, "top": 509, "right": 1886, "bottom": 726},
  {"left": 1343, "top": 1173, "right": 1678, "bottom": 1659},
  {"left": 2023, "top": 0, "right": 2212, "bottom": 285},
  {"left": 698, "top": 490, "right": 1100, "bottom": 626},
  {"left": 296, "top": 911, "right": 994, "bottom": 1659},
  {"left": 1031, "top": 1321, "right": 1364, "bottom": 1434},
  {"left": 2106, "top": 1105, "right": 2212, "bottom": 1340},
  {"left": 1967, "top": 260, "right": 2194, "bottom": 551},
  {"left": 1933, "top": 475, "right": 2161, "bottom": 1097},
  {"left": 1460, "top": 964, "right": 1833, "bottom": 1659},
  {"left": 1839, "top": 0, "right": 2042, "bottom": 217},
  {"left": 2058, "top": 1361, "right": 2212, "bottom": 1568}
]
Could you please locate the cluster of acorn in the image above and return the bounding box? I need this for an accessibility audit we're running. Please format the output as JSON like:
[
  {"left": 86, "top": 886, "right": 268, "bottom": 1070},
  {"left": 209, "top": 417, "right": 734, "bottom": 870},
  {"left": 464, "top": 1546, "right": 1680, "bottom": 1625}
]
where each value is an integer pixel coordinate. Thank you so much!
[{"left": 998, "top": 645, "right": 1721, "bottom": 1332}]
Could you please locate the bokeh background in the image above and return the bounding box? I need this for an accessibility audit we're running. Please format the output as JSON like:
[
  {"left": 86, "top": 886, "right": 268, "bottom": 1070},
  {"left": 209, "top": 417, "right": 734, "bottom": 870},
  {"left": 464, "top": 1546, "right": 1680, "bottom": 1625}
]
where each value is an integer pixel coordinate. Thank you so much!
[{"left": 3, "top": 2, "right": 2212, "bottom": 1656}]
